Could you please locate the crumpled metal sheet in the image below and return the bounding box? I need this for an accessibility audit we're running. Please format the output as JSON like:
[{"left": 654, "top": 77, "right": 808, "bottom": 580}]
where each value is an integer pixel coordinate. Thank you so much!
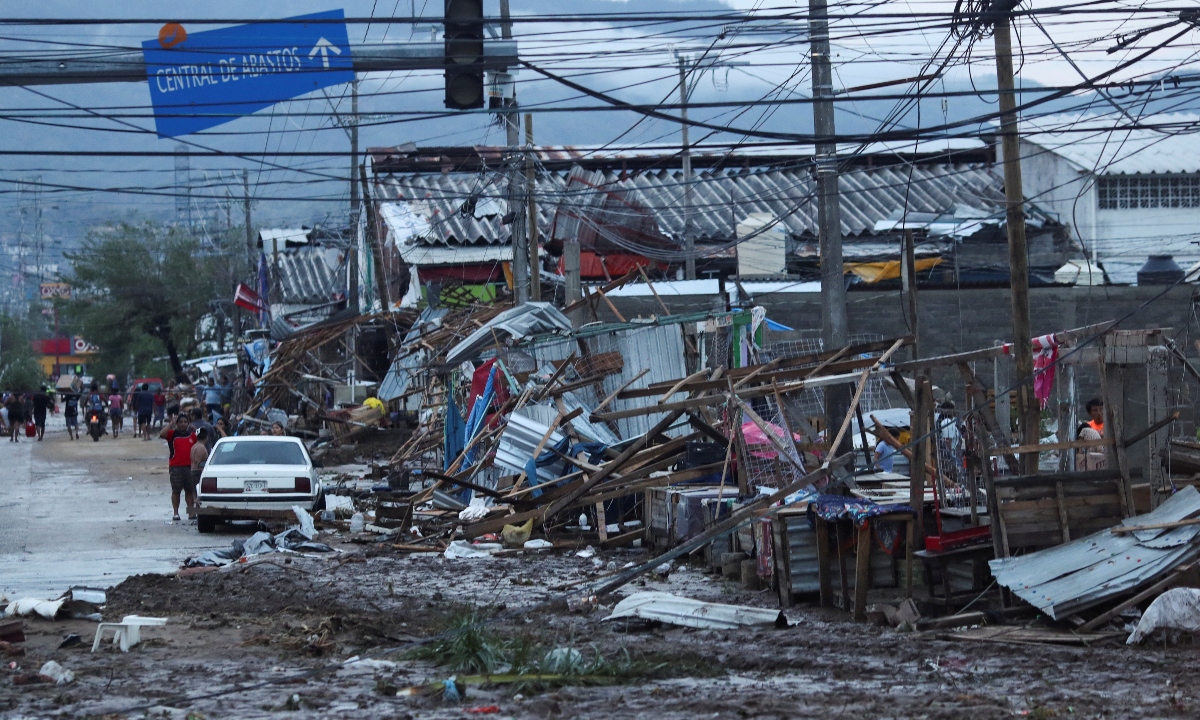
[
  {"left": 603, "top": 591, "right": 787, "bottom": 630},
  {"left": 445, "top": 302, "right": 572, "bottom": 365},
  {"left": 990, "top": 486, "right": 1200, "bottom": 620}
]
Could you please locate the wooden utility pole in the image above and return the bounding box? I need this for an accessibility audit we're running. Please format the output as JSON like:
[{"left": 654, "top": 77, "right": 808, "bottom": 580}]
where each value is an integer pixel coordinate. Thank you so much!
[
  {"left": 809, "top": 0, "right": 851, "bottom": 454},
  {"left": 901, "top": 229, "right": 919, "bottom": 360},
  {"left": 677, "top": 55, "right": 695, "bottom": 281},
  {"left": 348, "top": 79, "right": 361, "bottom": 312},
  {"left": 500, "top": 0, "right": 528, "bottom": 303},
  {"left": 360, "top": 163, "right": 390, "bottom": 311},
  {"left": 994, "top": 13, "right": 1038, "bottom": 474},
  {"left": 525, "top": 112, "right": 540, "bottom": 301}
]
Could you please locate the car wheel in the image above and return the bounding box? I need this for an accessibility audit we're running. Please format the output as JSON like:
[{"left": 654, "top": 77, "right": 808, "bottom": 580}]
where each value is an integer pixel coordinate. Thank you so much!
[{"left": 197, "top": 515, "right": 216, "bottom": 534}]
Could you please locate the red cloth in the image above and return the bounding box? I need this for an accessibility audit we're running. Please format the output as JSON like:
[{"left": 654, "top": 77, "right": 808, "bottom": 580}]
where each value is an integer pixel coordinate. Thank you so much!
[
  {"left": 468, "top": 358, "right": 510, "bottom": 428},
  {"left": 1033, "top": 346, "right": 1058, "bottom": 410},
  {"left": 165, "top": 429, "right": 198, "bottom": 468}
]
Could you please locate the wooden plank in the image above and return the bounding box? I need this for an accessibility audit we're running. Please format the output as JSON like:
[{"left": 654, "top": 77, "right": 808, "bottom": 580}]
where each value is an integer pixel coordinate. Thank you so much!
[
  {"left": 987, "top": 437, "right": 1112, "bottom": 457},
  {"left": 1056, "top": 481, "right": 1071, "bottom": 543},
  {"left": 1110, "top": 516, "right": 1200, "bottom": 535},
  {"left": 816, "top": 516, "right": 832, "bottom": 607},
  {"left": 854, "top": 523, "right": 872, "bottom": 622},
  {"left": 891, "top": 321, "right": 1117, "bottom": 373}
]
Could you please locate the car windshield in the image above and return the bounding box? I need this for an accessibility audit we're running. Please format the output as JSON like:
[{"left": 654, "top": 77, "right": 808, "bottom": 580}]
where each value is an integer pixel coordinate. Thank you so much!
[{"left": 208, "top": 440, "right": 308, "bottom": 466}]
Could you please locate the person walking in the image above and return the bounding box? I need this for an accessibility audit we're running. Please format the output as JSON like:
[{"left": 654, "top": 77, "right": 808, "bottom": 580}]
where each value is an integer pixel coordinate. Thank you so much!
[
  {"left": 202, "top": 377, "right": 224, "bottom": 421},
  {"left": 108, "top": 386, "right": 124, "bottom": 439},
  {"left": 152, "top": 387, "right": 166, "bottom": 429},
  {"left": 31, "top": 386, "right": 53, "bottom": 442},
  {"left": 190, "top": 426, "right": 210, "bottom": 504},
  {"left": 190, "top": 407, "right": 216, "bottom": 452},
  {"left": 62, "top": 390, "right": 80, "bottom": 440},
  {"left": 160, "top": 413, "right": 198, "bottom": 522},
  {"left": 132, "top": 383, "right": 155, "bottom": 440},
  {"left": 5, "top": 392, "right": 23, "bottom": 442}
]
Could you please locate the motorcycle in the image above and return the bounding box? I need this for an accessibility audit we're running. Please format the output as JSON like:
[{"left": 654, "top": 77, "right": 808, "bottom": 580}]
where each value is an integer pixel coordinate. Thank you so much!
[{"left": 87, "top": 408, "right": 108, "bottom": 442}]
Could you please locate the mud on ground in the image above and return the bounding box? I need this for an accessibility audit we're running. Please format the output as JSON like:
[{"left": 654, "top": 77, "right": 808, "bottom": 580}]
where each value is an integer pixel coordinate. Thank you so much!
[{"left": 5, "top": 545, "right": 1200, "bottom": 719}]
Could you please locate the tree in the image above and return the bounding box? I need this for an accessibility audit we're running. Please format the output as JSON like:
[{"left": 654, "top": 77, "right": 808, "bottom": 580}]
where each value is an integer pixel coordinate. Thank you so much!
[
  {"left": 0, "top": 311, "right": 46, "bottom": 391},
  {"left": 62, "top": 222, "right": 231, "bottom": 380}
]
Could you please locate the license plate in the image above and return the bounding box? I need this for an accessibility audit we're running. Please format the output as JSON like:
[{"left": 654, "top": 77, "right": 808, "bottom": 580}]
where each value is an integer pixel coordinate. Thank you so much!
[{"left": 244, "top": 480, "right": 267, "bottom": 492}]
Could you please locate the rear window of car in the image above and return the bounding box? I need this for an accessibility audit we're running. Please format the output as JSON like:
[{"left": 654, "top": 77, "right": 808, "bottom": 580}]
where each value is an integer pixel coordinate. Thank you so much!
[{"left": 209, "top": 440, "right": 308, "bottom": 466}]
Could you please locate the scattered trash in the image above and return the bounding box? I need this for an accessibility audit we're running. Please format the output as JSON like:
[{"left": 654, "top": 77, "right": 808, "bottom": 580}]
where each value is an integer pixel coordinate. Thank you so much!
[
  {"left": 38, "top": 660, "right": 74, "bottom": 685},
  {"left": 323, "top": 494, "right": 355, "bottom": 517},
  {"left": 443, "top": 540, "right": 502, "bottom": 559},
  {"left": 0, "top": 640, "right": 24, "bottom": 657},
  {"left": 501, "top": 519, "right": 533, "bottom": 548},
  {"left": 604, "top": 591, "right": 788, "bottom": 630},
  {"left": 92, "top": 615, "right": 168, "bottom": 653},
  {"left": 292, "top": 505, "right": 317, "bottom": 540},
  {"left": 576, "top": 546, "right": 596, "bottom": 559},
  {"left": 542, "top": 647, "right": 584, "bottom": 673},
  {"left": 1127, "top": 588, "right": 1200, "bottom": 643},
  {"left": 523, "top": 539, "right": 553, "bottom": 550},
  {"left": 458, "top": 505, "right": 491, "bottom": 523},
  {"left": 465, "top": 707, "right": 501, "bottom": 715},
  {"left": 0, "top": 620, "right": 26, "bottom": 643},
  {"left": 866, "top": 599, "right": 922, "bottom": 628},
  {"left": 58, "top": 634, "right": 83, "bottom": 649},
  {"left": 5, "top": 598, "right": 65, "bottom": 620},
  {"left": 443, "top": 675, "right": 462, "bottom": 702},
  {"left": 350, "top": 512, "right": 366, "bottom": 533}
]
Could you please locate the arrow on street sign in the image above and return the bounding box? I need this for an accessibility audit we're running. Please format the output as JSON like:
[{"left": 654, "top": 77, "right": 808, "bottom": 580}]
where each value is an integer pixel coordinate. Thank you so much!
[
  {"left": 142, "top": 10, "right": 355, "bottom": 138},
  {"left": 308, "top": 38, "right": 342, "bottom": 69}
]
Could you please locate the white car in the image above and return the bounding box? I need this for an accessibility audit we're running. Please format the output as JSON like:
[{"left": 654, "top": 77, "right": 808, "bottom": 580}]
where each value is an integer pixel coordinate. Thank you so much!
[{"left": 196, "top": 436, "right": 323, "bottom": 533}]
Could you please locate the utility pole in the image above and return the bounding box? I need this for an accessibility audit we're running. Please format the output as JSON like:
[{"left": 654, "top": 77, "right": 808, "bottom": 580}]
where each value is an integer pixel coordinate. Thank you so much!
[
  {"left": 994, "top": 13, "right": 1038, "bottom": 474},
  {"left": 500, "top": 0, "right": 528, "bottom": 303},
  {"left": 349, "top": 78, "right": 361, "bottom": 313},
  {"left": 242, "top": 170, "right": 253, "bottom": 273},
  {"left": 901, "top": 229, "right": 919, "bottom": 360},
  {"left": 809, "top": 0, "right": 851, "bottom": 454},
  {"left": 525, "top": 112, "right": 540, "bottom": 302},
  {"left": 677, "top": 55, "right": 695, "bottom": 281}
]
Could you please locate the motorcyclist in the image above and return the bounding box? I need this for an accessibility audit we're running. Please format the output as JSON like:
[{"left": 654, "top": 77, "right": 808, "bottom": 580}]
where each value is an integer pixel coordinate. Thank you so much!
[{"left": 86, "top": 383, "right": 108, "bottom": 438}]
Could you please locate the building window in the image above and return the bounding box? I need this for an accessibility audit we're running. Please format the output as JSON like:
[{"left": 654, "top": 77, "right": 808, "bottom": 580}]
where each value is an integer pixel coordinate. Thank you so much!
[{"left": 1098, "top": 174, "right": 1200, "bottom": 210}]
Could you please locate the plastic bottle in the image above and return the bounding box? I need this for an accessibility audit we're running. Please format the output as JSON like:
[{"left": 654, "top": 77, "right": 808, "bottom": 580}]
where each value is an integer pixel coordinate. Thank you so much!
[{"left": 349, "top": 512, "right": 365, "bottom": 533}]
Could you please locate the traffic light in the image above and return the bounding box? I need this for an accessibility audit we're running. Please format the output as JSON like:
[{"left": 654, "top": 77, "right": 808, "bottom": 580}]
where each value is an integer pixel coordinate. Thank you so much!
[{"left": 444, "top": 0, "right": 485, "bottom": 109}]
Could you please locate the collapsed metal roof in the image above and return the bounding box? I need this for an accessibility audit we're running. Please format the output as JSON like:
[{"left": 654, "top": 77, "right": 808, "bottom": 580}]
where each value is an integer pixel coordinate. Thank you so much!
[
  {"left": 990, "top": 485, "right": 1200, "bottom": 620},
  {"left": 375, "top": 161, "right": 1055, "bottom": 253}
]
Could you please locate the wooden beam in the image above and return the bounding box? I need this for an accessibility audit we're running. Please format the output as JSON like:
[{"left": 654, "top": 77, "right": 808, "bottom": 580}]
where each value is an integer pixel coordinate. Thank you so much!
[{"left": 890, "top": 321, "right": 1117, "bottom": 373}]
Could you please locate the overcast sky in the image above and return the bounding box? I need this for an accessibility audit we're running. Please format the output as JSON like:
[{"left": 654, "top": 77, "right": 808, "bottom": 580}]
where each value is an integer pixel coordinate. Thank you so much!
[{"left": 0, "top": 0, "right": 1193, "bottom": 248}]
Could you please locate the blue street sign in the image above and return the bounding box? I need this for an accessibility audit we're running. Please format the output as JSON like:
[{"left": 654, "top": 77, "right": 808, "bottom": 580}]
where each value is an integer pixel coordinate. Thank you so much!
[{"left": 142, "top": 10, "right": 355, "bottom": 138}]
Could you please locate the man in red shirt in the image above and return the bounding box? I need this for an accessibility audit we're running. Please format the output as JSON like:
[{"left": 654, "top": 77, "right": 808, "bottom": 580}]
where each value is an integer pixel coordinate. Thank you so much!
[{"left": 159, "top": 413, "right": 198, "bottom": 521}]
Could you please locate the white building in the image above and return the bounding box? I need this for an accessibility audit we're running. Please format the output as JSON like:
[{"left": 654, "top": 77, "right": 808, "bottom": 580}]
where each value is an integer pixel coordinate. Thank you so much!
[{"left": 1012, "top": 112, "right": 1200, "bottom": 283}]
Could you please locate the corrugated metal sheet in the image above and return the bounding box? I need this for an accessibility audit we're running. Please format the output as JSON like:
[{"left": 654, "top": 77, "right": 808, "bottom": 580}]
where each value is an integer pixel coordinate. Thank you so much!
[
  {"left": 1021, "top": 113, "right": 1200, "bottom": 176},
  {"left": 989, "top": 485, "right": 1200, "bottom": 620},
  {"left": 379, "top": 307, "right": 449, "bottom": 402},
  {"left": 375, "top": 162, "right": 1040, "bottom": 253},
  {"left": 495, "top": 411, "right": 567, "bottom": 484},
  {"left": 273, "top": 247, "right": 347, "bottom": 305},
  {"left": 592, "top": 324, "right": 689, "bottom": 441}
]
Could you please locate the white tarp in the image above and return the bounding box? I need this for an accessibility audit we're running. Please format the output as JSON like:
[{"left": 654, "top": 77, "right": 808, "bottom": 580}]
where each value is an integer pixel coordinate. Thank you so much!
[
  {"left": 1127, "top": 588, "right": 1200, "bottom": 643},
  {"left": 604, "top": 591, "right": 787, "bottom": 630}
]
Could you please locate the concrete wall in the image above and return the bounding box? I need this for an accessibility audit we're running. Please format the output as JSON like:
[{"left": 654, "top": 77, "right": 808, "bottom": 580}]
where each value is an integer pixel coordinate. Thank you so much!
[
  {"left": 1017, "top": 138, "right": 1097, "bottom": 246},
  {"left": 601, "top": 284, "right": 1199, "bottom": 431}
]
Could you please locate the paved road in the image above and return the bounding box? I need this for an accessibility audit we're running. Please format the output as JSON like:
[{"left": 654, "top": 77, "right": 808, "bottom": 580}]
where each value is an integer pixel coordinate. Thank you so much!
[{"left": 0, "top": 416, "right": 231, "bottom": 600}]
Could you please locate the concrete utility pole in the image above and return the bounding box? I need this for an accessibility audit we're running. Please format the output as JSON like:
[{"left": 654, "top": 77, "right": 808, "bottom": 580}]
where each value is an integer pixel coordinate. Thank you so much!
[
  {"left": 677, "top": 55, "right": 696, "bottom": 281},
  {"left": 994, "top": 13, "right": 1038, "bottom": 475},
  {"left": 525, "top": 112, "right": 540, "bottom": 301},
  {"left": 809, "top": 0, "right": 851, "bottom": 454},
  {"left": 242, "top": 170, "right": 253, "bottom": 273},
  {"left": 500, "top": 0, "right": 528, "bottom": 303}
]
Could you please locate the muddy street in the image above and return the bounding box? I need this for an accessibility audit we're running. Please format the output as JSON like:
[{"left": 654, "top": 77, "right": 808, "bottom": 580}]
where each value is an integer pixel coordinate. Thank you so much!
[
  {"left": 0, "top": 417, "right": 228, "bottom": 598},
  {"left": 4, "top": 535, "right": 1198, "bottom": 719}
]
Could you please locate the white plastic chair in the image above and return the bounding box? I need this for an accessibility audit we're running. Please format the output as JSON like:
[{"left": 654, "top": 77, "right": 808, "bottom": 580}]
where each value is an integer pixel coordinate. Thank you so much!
[{"left": 91, "top": 615, "right": 168, "bottom": 652}]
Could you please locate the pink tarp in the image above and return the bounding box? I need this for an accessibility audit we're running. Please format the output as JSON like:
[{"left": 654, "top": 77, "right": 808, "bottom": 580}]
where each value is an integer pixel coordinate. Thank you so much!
[{"left": 742, "top": 420, "right": 802, "bottom": 459}]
